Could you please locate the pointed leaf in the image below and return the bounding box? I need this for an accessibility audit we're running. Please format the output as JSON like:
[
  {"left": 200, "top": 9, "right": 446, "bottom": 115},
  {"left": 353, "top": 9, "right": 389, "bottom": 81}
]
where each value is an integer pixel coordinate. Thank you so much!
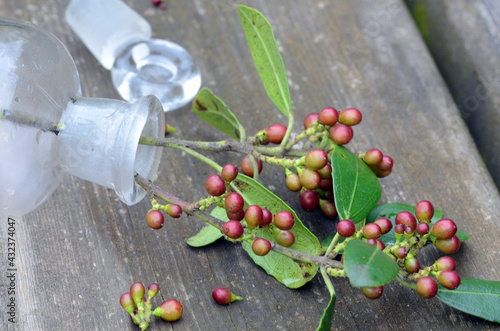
[
  {"left": 231, "top": 174, "right": 321, "bottom": 288},
  {"left": 192, "top": 88, "right": 245, "bottom": 141},
  {"left": 437, "top": 278, "right": 500, "bottom": 323},
  {"left": 366, "top": 203, "right": 470, "bottom": 245},
  {"left": 344, "top": 240, "right": 399, "bottom": 287},
  {"left": 187, "top": 207, "right": 225, "bottom": 247},
  {"left": 331, "top": 145, "right": 381, "bottom": 223},
  {"left": 238, "top": 5, "right": 292, "bottom": 116}
]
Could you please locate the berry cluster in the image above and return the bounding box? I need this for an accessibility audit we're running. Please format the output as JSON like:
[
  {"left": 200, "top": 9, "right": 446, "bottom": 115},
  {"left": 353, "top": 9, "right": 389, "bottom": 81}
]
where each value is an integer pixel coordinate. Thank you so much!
[
  {"left": 336, "top": 200, "right": 461, "bottom": 300},
  {"left": 120, "top": 282, "right": 183, "bottom": 329}
]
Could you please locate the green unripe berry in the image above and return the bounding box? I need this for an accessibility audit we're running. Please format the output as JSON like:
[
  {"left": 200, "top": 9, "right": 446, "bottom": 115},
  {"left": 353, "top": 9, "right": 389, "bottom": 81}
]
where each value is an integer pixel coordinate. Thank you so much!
[
  {"left": 285, "top": 173, "right": 302, "bottom": 192},
  {"left": 405, "top": 257, "right": 420, "bottom": 274}
]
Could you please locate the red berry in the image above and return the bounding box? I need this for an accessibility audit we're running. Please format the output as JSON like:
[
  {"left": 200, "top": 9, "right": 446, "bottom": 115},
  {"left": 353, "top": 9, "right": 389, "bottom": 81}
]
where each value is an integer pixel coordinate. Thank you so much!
[
  {"left": 285, "top": 173, "right": 302, "bottom": 192},
  {"left": 205, "top": 174, "right": 226, "bottom": 196},
  {"left": 305, "top": 149, "right": 329, "bottom": 171},
  {"left": 319, "top": 178, "right": 333, "bottom": 191},
  {"left": 222, "top": 220, "right": 244, "bottom": 239},
  {"left": 416, "top": 223, "right": 430, "bottom": 236},
  {"left": 300, "top": 190, "right": 320, "bottom": 212},
  {"left": 303, "top": 113, "right": 319, "bottom": 129},
  {"left": 146, "top": 210, "right": 164, "bottom": 230},
  {"left": 318, "top": 107, "right": 339, "bottom": 126},
  {"left": 329, "top": 123, "right": 353, "bottom": 145},
  {"left": 394, "top": 246, "right": 407, "bottom": 259},
  {"left": 166, "top": 204, "right": 182, "bottom": 218},
  {"left": 374, "top": 218, "right": 392, "bottom": 235},
  {"left": 394, "top": 224, "right": 405, "bottom": 235},
  {"left": 395, "top": 211, "right": 417, "bottom": 231},
  {"left": 273, "top": 211, "right": 295, "bottom": 230},
  {"left": 317, "top": 163, "right": 332, "bottom": 179},
  {"left": 366, "top": 238, "right": 385, "bottom": 250},
  {"left": 378, "top": 155, "right": 394, "bottom": 171},
  {"left": 244, "top": 205, "right": 263, "bottom": 228},
  {"left": 130, "top": 282, "right": 145, "bottom": 301},
  {"left": 120, "top": 293, "right": 135, "bottom": 313},
  {"left": 432, "top": 219, "right": 457, "bottom": 240},
  {"left": 415, "top": 200, "right": 434, "bottom": 222},
  {"left": 319, "top": 199, "right": 337, "bottom": 219},
  {"left": 435, "top": 256, "right": 456, "bottom": 271},
  {"left": 299, "top": 168, "right": 321, "bottom": 190},
  {"left": 339, "top": 108, "right": 362, "bottom": 126},
  {"left": 225, "top": 192, "right": 244, "bottom": 214},
  {"left": 226, "top": 209, "right": 245, "bottom": 221},
  {"left": 437, "top": 270, "right": 461, "bottom": 290},
  {"left": 337, "top": 219, "right": 356, "bottom": 238},
  {"left": 266, "top": 123, "right": 287, "bottom": 144},
  {"left": 362, "top": 223, "right": 382, "bottom": 239},
  {"left": 152, "top": 0, "right": 163, "bottom": 6},
  {"left": 221, "top": 164, "right": 238, "bottom": 182},
  {"left": 212, "top": 287, "right": 242, "bottom": 305},
  {"left": 274, "top": 230, "right": 295, "bottom": 247},
  {"left": 252, "top": 238, "right": 272, "bottom": 256},
  {"left": 416, "top": 276, "right": 438, "bottom": 299},
  {"left": 434, "top": 235, "right": 460, "bottom": 254},
  {"left": 241, "top": 155, "right": 263, "bottom": 177},
  {"left": 153, "top": 299, "right": 183, "bottom": 322},
  {"left": 362, "top": 286, "right": 383, "bottom": 299},
  {"left": 260, "top": 208, "right": 273, "bottom": 227}
]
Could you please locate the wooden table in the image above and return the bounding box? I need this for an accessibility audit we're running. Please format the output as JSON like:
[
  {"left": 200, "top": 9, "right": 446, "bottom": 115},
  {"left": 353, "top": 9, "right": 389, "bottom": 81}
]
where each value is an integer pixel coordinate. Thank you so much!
[{"left": 1, "top": 1, "right": 499, "bottom": 330}]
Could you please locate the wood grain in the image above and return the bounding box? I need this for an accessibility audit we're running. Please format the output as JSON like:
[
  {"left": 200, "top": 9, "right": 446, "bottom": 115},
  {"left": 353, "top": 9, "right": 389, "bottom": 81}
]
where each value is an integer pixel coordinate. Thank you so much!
[
  {"left": 1, "top": 0, "right": 499, "bottom": 330},
  {"left": 406, "top": 0, "right": 500, "bottom": 188}
]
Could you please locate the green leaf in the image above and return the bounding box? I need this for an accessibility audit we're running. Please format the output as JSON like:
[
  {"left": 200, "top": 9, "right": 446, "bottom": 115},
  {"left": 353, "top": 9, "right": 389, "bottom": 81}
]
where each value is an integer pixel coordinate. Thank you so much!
[
  {"left": 437, "top": 278, "right": 500, "bottom": 323},
  {"left": 186, "top": 207, "right": 225, "bottom": 247},
  {"left": 192, "top": 88, "right": 245, "bottom": 141},
  {"left": 231, "top": 174, "right": 321, "bottom": 288},
  {"left": 331, "top": 145, "right": 381, "bottom": 223},
  {"left": 343, "top": 240, "right": 399, "bottom": 287},
  {"left": 238, "top": 5, "right": 292, "bottom": 117},
  {"left": 366, "top": 203, "right": 470, "bottom": 245},
  {"left": 317, "top": 269, "right": 336, "bottom": 331}
]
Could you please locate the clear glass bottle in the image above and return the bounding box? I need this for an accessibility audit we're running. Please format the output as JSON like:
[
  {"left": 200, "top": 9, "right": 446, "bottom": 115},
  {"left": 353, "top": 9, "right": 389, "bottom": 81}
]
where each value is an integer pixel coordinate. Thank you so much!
[
  {"left": 65, "top": 0, "right": 201, "bottom": 112},
  {"left": 0, "top": 18, "right": 165, "bottom": 217}
]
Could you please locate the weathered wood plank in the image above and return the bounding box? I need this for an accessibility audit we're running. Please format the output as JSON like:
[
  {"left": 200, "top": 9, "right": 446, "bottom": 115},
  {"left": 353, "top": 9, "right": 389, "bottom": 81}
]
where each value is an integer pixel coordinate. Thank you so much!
[
  {"left": 1, "top": 0, "right": 500, "bottom": 330},
  {"left": 406, "top": 0, "right": 500, "bottom": 188}
]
